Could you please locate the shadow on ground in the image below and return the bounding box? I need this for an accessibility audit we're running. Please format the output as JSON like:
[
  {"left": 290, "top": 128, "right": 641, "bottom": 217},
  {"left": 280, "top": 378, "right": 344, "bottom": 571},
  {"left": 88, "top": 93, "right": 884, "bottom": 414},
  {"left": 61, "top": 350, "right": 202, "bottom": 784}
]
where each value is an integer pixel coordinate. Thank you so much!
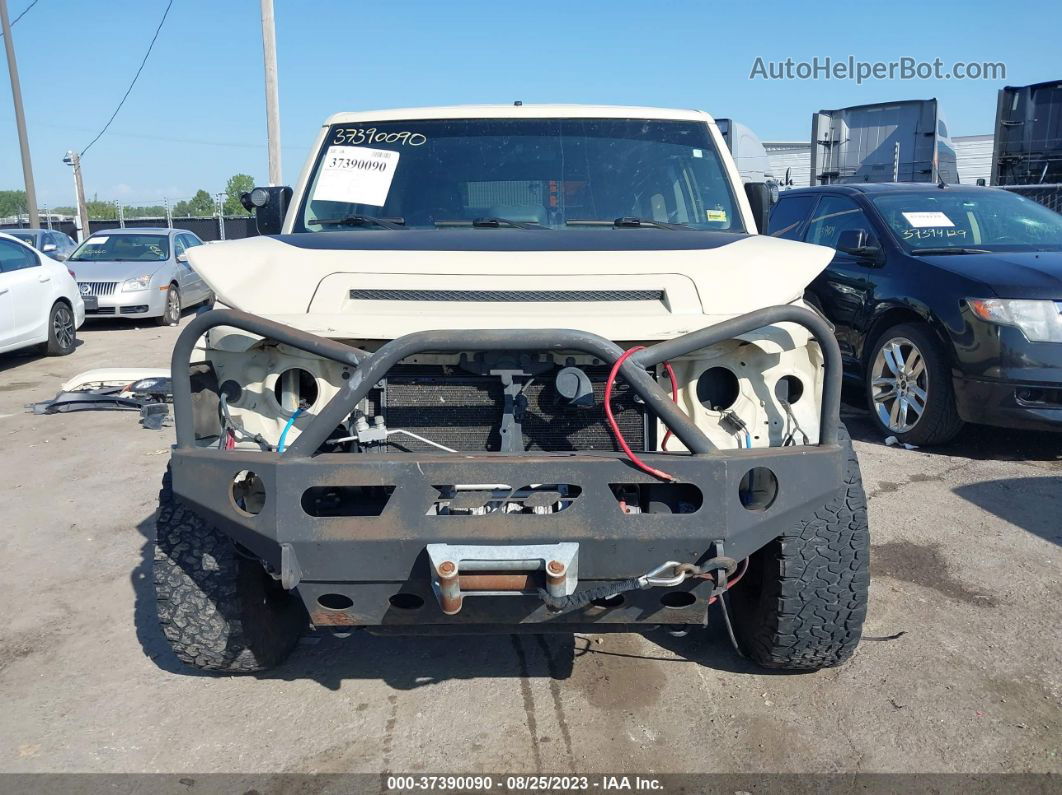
[
  {"left": 841, "top": 389, "right": 1061, "bottom": 463},
  {"left": 953, "top": 477, "right": 1062, "bottom": 547}
]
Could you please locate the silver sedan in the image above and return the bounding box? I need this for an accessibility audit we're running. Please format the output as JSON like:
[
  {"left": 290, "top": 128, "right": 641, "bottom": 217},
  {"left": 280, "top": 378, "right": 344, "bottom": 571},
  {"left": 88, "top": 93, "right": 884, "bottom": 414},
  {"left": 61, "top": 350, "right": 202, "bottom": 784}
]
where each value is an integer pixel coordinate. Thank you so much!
[{"left": 69, "top": 227, "right": 214, "bottom": 326}]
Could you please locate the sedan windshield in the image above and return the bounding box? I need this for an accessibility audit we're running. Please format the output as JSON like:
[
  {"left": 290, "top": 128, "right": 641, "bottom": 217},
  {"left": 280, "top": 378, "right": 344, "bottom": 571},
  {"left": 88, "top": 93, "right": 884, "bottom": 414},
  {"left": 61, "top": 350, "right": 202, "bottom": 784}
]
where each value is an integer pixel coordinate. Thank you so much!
[
  {"left": 69, "top": 234, "right": 170, "bottom": 262},
  {"left": 298, "top": 118, "right": 744, "bottom": 232},
  {"left": 872, "top": 191, "right": 1062, "bottom": 252}
]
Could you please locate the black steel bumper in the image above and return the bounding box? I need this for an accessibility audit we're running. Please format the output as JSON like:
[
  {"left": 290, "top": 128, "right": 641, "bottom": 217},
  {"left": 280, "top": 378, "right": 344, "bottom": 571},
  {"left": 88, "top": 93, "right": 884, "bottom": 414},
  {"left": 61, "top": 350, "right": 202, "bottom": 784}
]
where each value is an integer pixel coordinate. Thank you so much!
[{"left": 168, "top": 306, "right": 845, "bottom": 628}]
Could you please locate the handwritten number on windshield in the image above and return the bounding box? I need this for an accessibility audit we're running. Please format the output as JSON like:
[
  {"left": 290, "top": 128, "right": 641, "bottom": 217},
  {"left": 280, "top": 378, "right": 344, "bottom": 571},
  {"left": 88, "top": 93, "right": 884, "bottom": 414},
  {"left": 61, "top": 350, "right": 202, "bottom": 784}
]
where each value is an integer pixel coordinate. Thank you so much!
[{"left": 333, "top": 128, "right": 427, "bottom": 146}]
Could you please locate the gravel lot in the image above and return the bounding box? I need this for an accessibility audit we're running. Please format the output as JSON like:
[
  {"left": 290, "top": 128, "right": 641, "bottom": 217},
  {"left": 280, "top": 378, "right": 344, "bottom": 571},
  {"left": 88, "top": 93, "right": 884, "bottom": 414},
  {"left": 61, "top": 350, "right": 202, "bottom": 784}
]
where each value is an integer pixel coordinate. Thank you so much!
[{"left": 0, "top": 318, "right": 1059, "bottom": 775}]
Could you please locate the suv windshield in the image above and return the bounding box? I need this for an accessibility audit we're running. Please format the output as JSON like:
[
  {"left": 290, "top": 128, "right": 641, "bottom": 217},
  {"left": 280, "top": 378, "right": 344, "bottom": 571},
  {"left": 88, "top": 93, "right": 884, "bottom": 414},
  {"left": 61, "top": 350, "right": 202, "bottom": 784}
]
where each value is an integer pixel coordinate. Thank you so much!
[
  {"left": 871, "top": 190, "right": 1062, "bottom": 252},
  {"left": 69, "top": 233, "right": 170, "bottom": 262},
  {"left": 298, "top": 118, "right": 744, "bottom": 232}
]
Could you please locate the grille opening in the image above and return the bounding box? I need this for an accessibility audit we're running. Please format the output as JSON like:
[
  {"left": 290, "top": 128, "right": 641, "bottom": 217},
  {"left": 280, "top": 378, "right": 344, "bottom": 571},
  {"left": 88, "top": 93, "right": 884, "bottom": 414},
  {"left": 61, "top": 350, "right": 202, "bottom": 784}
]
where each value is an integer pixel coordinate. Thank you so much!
[
  {"left": 274, "top": 368, "right": 318, "bottom": 412},
  {"left": 697, "top": 367, "right": 739, "bottom": 410},
  {"left": 739, "top": 467, "right": 778, "bottom": 512},
  {"left": 231, "top": 470, "right": 265, "bottom": 516},
  {"left": 429, "top": 484, "right": 581, "bottom": 516},
  {"left": 317, "top": 593, "right": 353, "bottom": 610},
  {"left": 775, "top": 375, "right": 804, "bottom": 404},
  {"left": 660, "top": 591, "right": 697, "bottom": 608},
  {"left": 302, "top": 486, "right": 395, "bottom": 517},
  {"left": 375, "top": 363, "right": 647, "bottom": 453},
  {"left": 611, "top": 483, "right": 702, "bottom": 514},
  {"left": 388, "top": 593, "right": 424, "bottom": 610}
]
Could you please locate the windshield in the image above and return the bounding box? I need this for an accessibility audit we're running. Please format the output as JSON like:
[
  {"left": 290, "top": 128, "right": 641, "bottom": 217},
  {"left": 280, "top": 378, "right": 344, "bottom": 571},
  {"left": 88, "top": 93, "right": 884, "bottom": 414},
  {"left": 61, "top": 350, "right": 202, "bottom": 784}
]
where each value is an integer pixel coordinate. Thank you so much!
[
  {"left": 8, "top": 231, "right": 36, "bottom": 244},
  {"left": 871, "top": 191, "right": 1062, "bottom": 252},
  {"left": 297, "top": 118, "right": 744, "bottom": 232},
  {"left": 69, "top": 233, "right": 170, "bottom": 262}
]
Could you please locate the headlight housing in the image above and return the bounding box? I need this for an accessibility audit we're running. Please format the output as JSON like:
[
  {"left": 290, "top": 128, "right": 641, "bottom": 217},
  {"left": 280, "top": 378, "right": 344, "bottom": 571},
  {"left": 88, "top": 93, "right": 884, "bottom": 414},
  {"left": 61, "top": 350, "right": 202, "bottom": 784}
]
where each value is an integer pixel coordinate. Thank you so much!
[
  {"left": 968, "top": 298, "right": 1062, "bottom": 343},
  {"left": 121, "top": 274, "right": 152, "bottom": 292}
]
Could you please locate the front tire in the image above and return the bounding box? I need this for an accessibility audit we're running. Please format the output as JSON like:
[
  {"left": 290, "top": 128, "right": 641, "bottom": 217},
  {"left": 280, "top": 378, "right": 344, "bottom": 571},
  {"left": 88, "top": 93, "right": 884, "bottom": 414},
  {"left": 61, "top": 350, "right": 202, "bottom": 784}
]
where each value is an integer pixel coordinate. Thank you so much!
[
  {"left": 153, "top": 469, "right": 307, "bottom": 672},
  {"left": 728, "top": 423, "right": 870, "bottom": 670},
  {"left": 41, "top": 300, "right": 76, "bottom": 356},
  {"left": 865, "top": 322, "right": 963, "bottom": 446},
  {"left": 156, "top": 284, "right": 181, "bottom": 326}
]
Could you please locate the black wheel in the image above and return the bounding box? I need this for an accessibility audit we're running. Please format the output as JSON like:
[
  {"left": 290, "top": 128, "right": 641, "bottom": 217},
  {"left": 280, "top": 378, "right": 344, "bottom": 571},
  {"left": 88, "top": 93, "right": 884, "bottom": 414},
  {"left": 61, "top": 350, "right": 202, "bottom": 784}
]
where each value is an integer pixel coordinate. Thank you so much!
[
  {"left": 727, "top": 422, "right": 870, "bottom": 670},
  {"left": 41, "top": 300, "right": 76, "bottom": 356},
  {"left": 153, "top": 468, "right": 307, "bottom": 672},
  {"left": 156, "top": 284, "right": 181, "bottom": 326},
  {"left": 865, "top": 322, "right": 963, "bottom": 446}
]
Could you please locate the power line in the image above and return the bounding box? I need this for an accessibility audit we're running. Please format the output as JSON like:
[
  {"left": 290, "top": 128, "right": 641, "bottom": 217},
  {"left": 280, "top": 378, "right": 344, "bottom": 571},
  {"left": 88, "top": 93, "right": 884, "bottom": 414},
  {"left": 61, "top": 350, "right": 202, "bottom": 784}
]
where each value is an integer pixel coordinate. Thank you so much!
[
  {"left": 80, "top": 0, "right": 173, "bottom": 157},
  {"left": 0, "top": 0, "right": 39, "bottom": 37}
]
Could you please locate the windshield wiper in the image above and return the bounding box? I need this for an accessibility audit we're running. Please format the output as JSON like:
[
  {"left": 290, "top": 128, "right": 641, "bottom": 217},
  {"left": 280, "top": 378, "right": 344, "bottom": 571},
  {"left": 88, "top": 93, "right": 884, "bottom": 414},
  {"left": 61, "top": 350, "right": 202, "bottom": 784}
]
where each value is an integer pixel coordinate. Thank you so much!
[
  {"left": 311, "top": 214, "right": 406, "bottom": 230},
  {"left": 567, "top": 217, "right": 689, "bottom": 230},
  {"left": 435, "top": 217, "right": 543, "bottom": 229},
  {"left": 912, "top": 247, "right": 992, "bottom": 255}
]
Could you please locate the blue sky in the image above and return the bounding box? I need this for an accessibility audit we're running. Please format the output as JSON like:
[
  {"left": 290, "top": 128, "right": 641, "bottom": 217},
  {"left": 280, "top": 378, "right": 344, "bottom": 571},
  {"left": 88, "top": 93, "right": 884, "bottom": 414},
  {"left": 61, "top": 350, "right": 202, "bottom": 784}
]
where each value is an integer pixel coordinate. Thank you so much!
[{"left": 1, "top": 0, "right": 1059, "bottom": 205}]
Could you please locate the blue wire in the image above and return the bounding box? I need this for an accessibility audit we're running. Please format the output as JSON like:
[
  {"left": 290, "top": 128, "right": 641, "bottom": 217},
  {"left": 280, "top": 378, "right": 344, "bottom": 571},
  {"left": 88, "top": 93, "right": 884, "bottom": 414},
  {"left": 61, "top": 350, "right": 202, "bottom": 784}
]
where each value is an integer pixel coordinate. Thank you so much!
[
  {"left": 744, "top": 431, "right": 752, "bottom": 449},
  {"left": 276, "top": 407, "right": 304, "bottom": 453}
]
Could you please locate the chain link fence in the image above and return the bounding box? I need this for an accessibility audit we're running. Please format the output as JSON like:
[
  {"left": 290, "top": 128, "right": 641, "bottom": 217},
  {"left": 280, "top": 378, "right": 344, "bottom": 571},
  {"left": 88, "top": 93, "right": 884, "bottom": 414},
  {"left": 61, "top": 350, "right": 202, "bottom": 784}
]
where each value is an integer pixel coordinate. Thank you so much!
[{"left": 1, "top": 214, "right": 258, "bottom": 242}]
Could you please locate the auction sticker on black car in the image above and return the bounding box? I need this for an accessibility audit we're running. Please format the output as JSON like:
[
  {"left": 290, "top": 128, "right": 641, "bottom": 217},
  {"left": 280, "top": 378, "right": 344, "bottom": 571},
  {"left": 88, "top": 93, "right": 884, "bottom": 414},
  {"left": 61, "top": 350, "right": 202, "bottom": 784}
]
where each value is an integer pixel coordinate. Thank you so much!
[{"left": 313, "top": 145, "right": 399, "bottom": 207}]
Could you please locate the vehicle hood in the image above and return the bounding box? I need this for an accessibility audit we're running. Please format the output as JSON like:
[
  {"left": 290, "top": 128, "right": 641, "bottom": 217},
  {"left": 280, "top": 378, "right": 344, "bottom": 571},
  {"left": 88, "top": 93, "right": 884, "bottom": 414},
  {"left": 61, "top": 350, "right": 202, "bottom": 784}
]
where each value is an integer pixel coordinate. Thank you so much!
[
  {"left": 66, "top": 260, "right": 163, "bottom": 282},
  {"left": 919, "top": 250, "right": 1062, "bottom": 299},
  {"left": 187, "top": 229, "right": 835, "bottom": 341}
]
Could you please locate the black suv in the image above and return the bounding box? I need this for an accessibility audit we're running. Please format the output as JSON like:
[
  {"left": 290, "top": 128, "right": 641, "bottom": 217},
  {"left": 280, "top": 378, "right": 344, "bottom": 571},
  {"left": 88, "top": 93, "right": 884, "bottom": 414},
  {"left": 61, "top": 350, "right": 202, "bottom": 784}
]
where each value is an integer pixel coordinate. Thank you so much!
[{"left": 767, "top": 183, "right": 1062, "bottom": 445}]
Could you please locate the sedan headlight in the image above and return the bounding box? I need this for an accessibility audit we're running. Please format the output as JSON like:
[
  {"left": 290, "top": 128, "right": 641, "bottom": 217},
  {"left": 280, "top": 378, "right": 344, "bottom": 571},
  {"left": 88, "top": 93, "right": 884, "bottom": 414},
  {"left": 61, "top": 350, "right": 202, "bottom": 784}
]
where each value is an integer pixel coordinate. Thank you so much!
[
  {"left": 121, "top": 274, "right": 153, "bottom": 292},
  {"left": 968, "top": 298, "right": 1062, "bottom": 343}
]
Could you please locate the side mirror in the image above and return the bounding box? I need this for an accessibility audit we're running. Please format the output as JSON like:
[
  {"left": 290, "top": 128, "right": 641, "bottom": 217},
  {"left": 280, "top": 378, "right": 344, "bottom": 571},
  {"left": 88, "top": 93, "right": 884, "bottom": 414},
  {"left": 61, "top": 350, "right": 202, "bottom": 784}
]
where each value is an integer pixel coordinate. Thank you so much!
[
  {"left": 836, "top": 228, "right": 881, "bottom": 258},
  {"left": 176, "top": 253, "right": 189, "bottom": 263},
  {"left": 42, "top": 242, "right": 57, "bottom": 252},
  {"left": 743, "top": 182, "right": 771, "bottom": 233},
  {"left": 241, "top": 186, "right": 293, "bottom": 236},
  {"left": 53, "top": 252, "right": 68, "bottom": 262}
]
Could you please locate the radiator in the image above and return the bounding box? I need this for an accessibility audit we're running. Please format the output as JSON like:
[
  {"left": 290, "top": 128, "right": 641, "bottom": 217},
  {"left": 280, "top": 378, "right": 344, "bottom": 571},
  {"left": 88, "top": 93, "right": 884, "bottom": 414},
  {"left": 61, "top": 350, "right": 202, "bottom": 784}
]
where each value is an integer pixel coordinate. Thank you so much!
[{"left": 373, "top": 364, "right": 648, "bottom": 453}]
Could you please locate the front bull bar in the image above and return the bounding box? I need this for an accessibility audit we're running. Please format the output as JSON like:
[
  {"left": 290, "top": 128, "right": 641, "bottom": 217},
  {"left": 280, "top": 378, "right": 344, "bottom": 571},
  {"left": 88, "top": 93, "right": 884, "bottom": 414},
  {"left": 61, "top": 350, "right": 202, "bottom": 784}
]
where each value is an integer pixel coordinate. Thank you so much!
[
  {"left": 167, "top": 305, "right": 844, "bottom": 626},
  {"left": 171, "top": 304, "right": 841, "bottom": 455}
]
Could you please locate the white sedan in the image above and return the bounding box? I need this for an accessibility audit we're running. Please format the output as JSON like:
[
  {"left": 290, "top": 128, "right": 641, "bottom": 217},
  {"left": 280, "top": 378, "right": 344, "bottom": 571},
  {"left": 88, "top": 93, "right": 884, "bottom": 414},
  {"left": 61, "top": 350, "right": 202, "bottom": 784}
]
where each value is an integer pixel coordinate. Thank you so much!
[{"left": 0, "top": 231, "right": 85, "bottom": 356}]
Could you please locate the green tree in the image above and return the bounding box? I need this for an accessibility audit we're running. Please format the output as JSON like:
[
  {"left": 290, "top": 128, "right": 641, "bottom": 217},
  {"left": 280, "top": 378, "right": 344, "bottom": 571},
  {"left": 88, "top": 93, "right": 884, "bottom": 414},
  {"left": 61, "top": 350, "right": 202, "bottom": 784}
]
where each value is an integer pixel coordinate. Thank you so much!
[
  {"left": 0, "top": 189, "right": 27, "bottom": 218},
  {"left": 223, "top": 173, "right": 255, "bottom": 215},
  {"left": 174, "top": 189, "right": 216, "bottom": 218},
  {"left": 85, "top": 197, "right": 117, "bottom": 220}
]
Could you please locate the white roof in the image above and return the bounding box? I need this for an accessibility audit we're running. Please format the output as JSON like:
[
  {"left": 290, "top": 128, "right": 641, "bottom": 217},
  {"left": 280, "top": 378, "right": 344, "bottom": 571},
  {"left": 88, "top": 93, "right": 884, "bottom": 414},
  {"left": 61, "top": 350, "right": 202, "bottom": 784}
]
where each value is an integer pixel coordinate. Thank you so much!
[{"left": 324, "top": 104, "right": 713, "bottom": 125}]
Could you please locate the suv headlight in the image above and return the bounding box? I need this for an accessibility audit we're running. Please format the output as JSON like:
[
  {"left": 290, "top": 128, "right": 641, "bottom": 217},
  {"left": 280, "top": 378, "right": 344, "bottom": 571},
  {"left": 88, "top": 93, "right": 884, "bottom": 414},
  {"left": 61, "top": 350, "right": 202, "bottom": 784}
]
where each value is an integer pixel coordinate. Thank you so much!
[
  {"left": 121, "top": 274, "right": 153, "bottom": 292},
  {"left": 968, "top": 298, "right": 1062, "bottom": 343}
]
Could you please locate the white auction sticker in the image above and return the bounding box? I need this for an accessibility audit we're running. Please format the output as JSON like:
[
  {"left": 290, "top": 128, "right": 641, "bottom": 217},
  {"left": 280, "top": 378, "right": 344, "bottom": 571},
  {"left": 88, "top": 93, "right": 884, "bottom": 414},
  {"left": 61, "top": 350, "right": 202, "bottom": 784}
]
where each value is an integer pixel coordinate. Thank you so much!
[
  {"left": 86, "top": 236, "right": 109, "bottom": 245},
  {"left": 901, "top": 211, "right": 954, "bottom": 228},
  {"left": 313, "top": 145, "right": 400, "bottom": 207}
]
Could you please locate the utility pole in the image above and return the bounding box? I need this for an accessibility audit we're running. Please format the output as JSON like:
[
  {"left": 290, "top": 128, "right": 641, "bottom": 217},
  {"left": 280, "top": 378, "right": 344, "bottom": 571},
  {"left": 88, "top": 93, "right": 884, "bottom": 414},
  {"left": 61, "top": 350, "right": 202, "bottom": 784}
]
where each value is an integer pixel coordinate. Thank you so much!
[
  {"left": 215, "top": 192, "right": 226, "bottom": 240},
  {"left": 260, "top": 0, "right": 282, "bottom": 185},
  {"left": 116, "top": 201, "right": 125, "bottom": 228},
  {"left": 1, "top": 0, "right": 40, "bottom": 228},
  {"left": 163, "top": 197, "right": 172, "bottom": 228},
  {"left": 63, "top": 150, "right": 91, "bottom": 242}
]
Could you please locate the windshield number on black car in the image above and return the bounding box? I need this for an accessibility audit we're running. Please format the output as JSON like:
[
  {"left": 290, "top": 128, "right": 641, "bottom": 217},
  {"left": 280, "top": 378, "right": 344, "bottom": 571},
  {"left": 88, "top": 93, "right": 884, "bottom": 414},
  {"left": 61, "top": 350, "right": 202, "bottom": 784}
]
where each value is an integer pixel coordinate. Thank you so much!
[
  {"left": 333, "top": 127, "right": 427, "bottom": 146},
  {"left": 902, "top": 227, "right": 967, "bottom": 240}
]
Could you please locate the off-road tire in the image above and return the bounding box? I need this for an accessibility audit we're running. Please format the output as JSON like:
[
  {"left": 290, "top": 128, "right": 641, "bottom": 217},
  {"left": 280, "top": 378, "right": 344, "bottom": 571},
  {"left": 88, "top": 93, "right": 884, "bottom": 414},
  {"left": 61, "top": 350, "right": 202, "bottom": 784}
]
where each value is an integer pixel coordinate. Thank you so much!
[
  {"left": 865, "top": 322, "right": 964, "bottom": 446},
  {"left": 728, "top": 422, "right": 870, "bottom": 670},
  {"left": 153, "top": 468, "right": 307, "bottom": 672},
  {"left": 40, "top": 300, "right": 76, "bottom": 356}
]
